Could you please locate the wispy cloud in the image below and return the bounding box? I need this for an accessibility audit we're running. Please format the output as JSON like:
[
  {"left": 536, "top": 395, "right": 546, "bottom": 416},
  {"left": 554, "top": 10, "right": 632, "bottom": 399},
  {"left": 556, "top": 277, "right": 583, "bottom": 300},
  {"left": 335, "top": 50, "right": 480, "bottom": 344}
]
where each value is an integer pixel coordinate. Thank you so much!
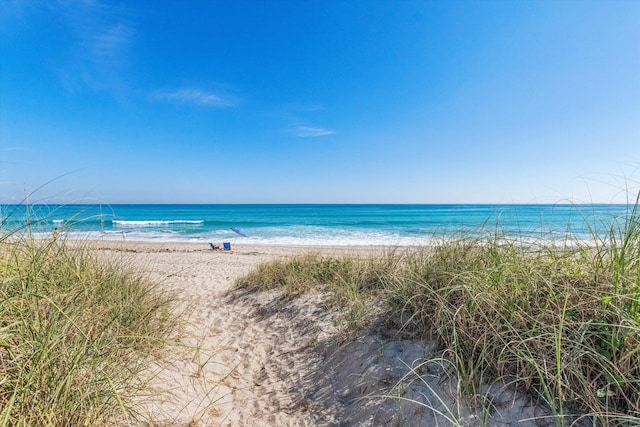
[
  {"left": 90, "top": 23, "right": 132, "bottom": 62},
  {"left": 290, "top": 126, "right": 335, "bottom": 137},
  {"left": 55, "top": 1, "right": 134, "bottom": 97},
  {"left": 152, "top": 88, "right": 238, "bottom": 107},
  {"left": 279, "top": 103, "right": 333, "bottom": 137}
]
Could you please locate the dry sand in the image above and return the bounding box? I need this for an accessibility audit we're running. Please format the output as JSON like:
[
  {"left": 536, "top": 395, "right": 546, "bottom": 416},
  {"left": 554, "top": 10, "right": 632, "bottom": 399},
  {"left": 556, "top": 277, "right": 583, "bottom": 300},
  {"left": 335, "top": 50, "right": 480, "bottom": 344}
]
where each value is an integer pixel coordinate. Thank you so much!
[{"left": 90, "top": 241, "right": 579, "bottom": 427}]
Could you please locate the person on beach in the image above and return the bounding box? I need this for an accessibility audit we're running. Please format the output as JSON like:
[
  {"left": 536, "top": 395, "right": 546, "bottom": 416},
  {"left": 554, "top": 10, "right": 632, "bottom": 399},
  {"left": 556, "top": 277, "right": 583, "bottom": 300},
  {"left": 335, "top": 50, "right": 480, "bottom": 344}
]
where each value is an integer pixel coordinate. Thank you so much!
[{"left": 52, "top": 227, "right": 59, "bottom": 240}]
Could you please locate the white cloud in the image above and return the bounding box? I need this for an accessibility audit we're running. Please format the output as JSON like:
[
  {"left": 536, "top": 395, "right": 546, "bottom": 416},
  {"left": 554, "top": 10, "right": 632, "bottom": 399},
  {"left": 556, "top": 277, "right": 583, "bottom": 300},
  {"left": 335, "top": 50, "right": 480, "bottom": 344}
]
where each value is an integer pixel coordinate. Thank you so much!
[
  {"left": 152, "top": 88, "right": 238, "bottom": 107},
  {"left": 291, "top": 126, "right": 335, "bottom": 137}
]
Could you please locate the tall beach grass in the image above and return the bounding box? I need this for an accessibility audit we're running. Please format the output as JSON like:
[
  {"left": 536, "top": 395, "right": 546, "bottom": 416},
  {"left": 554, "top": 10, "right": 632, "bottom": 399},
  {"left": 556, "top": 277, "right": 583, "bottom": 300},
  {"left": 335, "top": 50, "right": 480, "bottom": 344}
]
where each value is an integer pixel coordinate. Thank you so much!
[
  {"left": 0, "top": 234, "right": 179, "bottom": 426},
  {"left": 237, "top": 197, "right": 640, "bottom": 425}
]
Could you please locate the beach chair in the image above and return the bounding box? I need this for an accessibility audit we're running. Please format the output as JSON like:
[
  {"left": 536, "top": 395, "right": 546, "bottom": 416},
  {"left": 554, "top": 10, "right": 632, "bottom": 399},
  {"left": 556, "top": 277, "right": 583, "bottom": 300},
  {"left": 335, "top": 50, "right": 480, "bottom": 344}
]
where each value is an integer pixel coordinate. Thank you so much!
[
  {"left": 223, "top": 242, "right": 232, "bottom": 251},
  {"left": 209, "top": 242, "right": 220, "bottom": 251}
]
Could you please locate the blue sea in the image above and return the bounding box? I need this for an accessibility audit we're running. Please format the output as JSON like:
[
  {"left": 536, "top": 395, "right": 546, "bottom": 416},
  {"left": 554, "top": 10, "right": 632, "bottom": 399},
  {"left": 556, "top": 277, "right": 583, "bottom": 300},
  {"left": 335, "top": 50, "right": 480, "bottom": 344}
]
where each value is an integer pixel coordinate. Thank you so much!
[{"left": 0, "top": 204, "right": 632, "bottom": 246}]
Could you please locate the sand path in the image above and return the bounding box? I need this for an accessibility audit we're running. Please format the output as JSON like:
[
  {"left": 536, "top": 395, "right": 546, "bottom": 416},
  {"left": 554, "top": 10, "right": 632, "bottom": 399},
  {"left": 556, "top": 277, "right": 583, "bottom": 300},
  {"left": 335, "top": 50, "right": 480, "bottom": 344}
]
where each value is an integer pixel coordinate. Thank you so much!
[{"left": 97, "top": 242, "right": 329, "bottom": 426}]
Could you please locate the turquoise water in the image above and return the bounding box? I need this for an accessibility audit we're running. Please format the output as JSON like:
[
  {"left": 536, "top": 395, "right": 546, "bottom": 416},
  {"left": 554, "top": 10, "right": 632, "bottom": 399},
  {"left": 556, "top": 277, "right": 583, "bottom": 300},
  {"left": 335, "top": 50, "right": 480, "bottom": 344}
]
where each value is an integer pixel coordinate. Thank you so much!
[{"left": 0, "top": 204, "right": 632, "bottom": 246}]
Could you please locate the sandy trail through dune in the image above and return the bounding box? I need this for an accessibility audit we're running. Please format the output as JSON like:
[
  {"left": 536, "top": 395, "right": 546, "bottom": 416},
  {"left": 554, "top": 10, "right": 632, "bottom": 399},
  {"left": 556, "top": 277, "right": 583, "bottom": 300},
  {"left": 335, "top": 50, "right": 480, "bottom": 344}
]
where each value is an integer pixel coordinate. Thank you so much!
[
  {"left": 93, "top": 241, "right": 576, "bottom": 427},
  {"left": 97, "top": 242, "right": 329, "bottom": 426}
]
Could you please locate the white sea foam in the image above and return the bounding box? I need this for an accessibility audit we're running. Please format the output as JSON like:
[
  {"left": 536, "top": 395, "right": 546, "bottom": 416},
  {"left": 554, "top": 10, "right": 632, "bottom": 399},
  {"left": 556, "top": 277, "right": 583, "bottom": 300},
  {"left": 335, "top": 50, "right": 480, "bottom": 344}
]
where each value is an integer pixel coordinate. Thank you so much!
[
  {"left": 235, "top": 235, "right": 434, "bottom": 247},
  {"left": 32, "top": 228, "right": 600, "bottom": 248},
  {"left": 112, "top": 220, "right": 204, "bottom": 227},
  {"left": 95, "top": 229, "right": 434, "bottom": 246}
]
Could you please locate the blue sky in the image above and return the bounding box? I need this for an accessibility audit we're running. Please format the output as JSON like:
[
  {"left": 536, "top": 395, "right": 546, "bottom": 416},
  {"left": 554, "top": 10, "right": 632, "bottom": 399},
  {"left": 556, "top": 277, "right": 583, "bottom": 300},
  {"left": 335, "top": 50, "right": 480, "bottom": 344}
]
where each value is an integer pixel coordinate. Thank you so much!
[{"left": 1, "top": 0, "right": 639, "bottom": 204}]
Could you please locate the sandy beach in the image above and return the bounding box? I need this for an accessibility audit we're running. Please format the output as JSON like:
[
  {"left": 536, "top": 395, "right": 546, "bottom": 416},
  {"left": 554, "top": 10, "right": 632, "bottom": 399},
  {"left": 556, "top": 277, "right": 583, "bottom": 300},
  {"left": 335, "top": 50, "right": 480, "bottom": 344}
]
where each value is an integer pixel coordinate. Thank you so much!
[{"left": 89, "top": 240, "right": 569, "bottom": 427}]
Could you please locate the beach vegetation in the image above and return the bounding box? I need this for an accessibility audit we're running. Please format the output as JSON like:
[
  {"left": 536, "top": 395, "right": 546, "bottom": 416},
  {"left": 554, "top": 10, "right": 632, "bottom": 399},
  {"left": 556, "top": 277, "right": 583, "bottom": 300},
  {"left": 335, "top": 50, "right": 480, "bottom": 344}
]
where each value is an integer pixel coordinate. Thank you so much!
[
  {"left": 0, "top": 234, "right": 179, "bottom": 426},
  {"left": 237, "top": 195, "right": 640, "bottom": 426}
]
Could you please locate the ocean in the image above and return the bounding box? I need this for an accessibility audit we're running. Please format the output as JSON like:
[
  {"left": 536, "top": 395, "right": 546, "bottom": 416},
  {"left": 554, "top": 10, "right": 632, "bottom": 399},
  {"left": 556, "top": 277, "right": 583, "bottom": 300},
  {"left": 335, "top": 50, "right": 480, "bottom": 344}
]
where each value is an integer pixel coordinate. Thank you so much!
[{"left": 0, "top": 204, "right": 632, "bottom": 246}]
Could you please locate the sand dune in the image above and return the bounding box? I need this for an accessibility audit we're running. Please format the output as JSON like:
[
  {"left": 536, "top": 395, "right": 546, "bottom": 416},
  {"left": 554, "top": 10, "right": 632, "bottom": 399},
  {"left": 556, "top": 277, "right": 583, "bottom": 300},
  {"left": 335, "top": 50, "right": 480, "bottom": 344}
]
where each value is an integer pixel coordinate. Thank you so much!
[{"left": 92, "top": 241, "right": 571, "bottom": 427}]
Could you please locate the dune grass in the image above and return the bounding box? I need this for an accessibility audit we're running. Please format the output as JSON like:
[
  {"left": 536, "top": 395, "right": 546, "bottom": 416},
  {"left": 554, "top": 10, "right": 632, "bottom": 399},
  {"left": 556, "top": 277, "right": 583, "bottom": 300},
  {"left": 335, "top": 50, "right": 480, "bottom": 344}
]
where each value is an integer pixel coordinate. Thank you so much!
[
  {"left": 237, "top": 201, "right": 640, "bottom": 425},
  {"left": 0, "top": 237, "right": 179, "bottom": 426}
]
